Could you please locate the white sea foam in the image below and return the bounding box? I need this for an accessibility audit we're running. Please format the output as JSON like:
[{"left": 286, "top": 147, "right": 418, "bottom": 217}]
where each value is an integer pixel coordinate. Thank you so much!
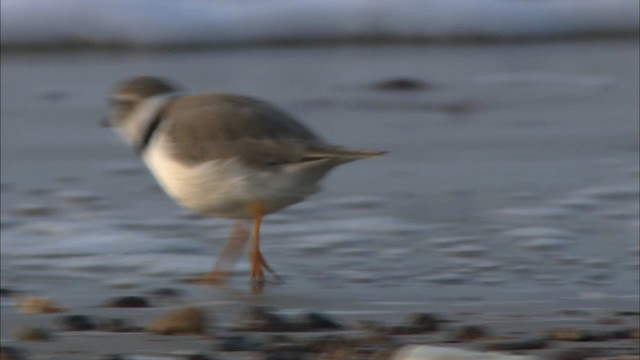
[{"left": 1, "top": 0, "right": 638, "bottom": 49}]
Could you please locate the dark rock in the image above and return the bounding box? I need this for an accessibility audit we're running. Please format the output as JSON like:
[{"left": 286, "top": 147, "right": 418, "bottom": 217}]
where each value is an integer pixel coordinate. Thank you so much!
[
  {"left": 146, "top": 307, "right": 208, "bottom": 335},
  {"left": 264, "top": 352, "right": 306, "bottom": 360},
  {"left": 105, "top": 296, "right": 150, "bottom": 308},
  {"left": 409, "top": 313, "right": 441, "bottom": 332},
  {"left": 351, "top": 320, "right": 385, "bottom": 333},
  {"left": 148, "top": 287, "right": 183, "bottom": 298},
  {"left": 291, "top": 312, "right": 344, "bottom": 331},
  {"left": 0, "top": 288, "right": 14, "bottom": 297},
  {"left": 97, "top": 318, "right": 142, "bottom": 332},
  {"left": 13, "top": 327, "right": 53, "bottom": 341},
  {"left": 216, "top": 335, "right": 263, "bottom": 352},
  {"left": 233, "top": 306, "right": 290, "bottom": 332},
  {"left": 449, "top": 325, "right": 490, "bottom": 341},
  {"left": 56, "top": 314, "right": 97, "bottom": 331},
  {"left": 482, "top": 336, "right": 548, "bottom": 351},
  {"left": 387, "top": 313, "right": 441, "bottom": 335},
  {"left": 547, "top": 328, "right": 619, "bottom": 342},
  {"left": 546, "top": 348, "right": 601, "bottom": 360},
  {"left": 11, "top": 204, "right": 55, "bottom": 217},
  {"left": 0, "top": 346, "right": 28, "bottom": 360},
  {"left": 614, "top": 311, "right": 640, "bottom": 317},
  {"left": 92, "top": 356, "right": 125, "bottom": 360},
  {"left": 371, "top": 78, "right": 432, "bottom": 91}
]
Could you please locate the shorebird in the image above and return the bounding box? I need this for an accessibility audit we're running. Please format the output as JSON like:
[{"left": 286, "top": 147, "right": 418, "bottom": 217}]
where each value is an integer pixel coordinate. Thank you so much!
[{"left": 104, "top": 76, "right": 384, "bottom": 285}]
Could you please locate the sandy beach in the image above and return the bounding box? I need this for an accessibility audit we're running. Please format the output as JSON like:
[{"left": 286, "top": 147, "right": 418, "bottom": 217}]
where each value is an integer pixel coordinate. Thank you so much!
[{"left": 1, "top": 39, "right": 638, "bottom": 359}]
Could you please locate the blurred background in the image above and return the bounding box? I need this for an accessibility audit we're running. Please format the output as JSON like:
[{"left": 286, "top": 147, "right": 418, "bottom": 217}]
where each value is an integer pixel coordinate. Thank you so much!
[{"left": 1, "top": 0, "right": 639, "bottom": 357}]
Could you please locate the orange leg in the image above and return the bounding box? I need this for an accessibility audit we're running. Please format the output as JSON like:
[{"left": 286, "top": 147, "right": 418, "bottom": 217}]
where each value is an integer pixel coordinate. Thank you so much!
[
  {"left": 249, "top": 201, "right": 278, "bottom": 283},
  {"left": 185, "top": 221, "right": 250, "bottom": 284}
]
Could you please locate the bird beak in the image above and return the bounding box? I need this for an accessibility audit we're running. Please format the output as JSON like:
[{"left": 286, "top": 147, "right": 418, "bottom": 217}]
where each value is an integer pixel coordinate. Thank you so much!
[{"left": 101, "top": 117, "right": 111, "bottom": 127}]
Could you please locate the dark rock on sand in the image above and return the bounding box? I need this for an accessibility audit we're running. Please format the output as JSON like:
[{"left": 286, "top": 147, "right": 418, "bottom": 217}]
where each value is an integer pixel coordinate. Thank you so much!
[
  {"left": 0, "top": 288, "right": 14, "bottom": 297},
  {"left": 481, "top": 336, "right": 548, "bottom": 351},
  {"left": 13, "top": 327, "right": 53, "bottom": 341},
  {"left": 148, "top": 287, "right": 184, "bottom": 298},
  {"left": 546, "top": 348, "right": 601, "bottom": 360},
  {"left": 11, "top": 204, "right": 56, "bottom": 217},
  {"left": 547, "top": 328, "right": 633, "bottom": 342},
  {"left": 56, "top": 314, "right": 97, "bottom": 331},
  {"left": 351, "top": 320, "right": 386, "bottom": 333},
  {"left": 233, "top": 306, "right": 290, "bottom": 332},
  {"left": 449, "top": 325, "right": 491, "bottom": 341},
  {"left": 0, "top": 346, "right": 28, "bottom": 360},
  {"left": 105, "top": 296, "right": 150, "bottom": 308},
  {"left": 97, "top": 318, "right": 143, "bottom": 332},
  {"left": 146, "top": 307, "right": 208, "bottom": 335},
  {"left": 93, "top": 356, "right": 126, "bottom": 360},
  {"left": 216, "top": 334, "right": 264, "bottom": 352},
  {"left": 371, "top": 78, "right": 432, "bottom": 91},
  {"left": 387, "top": 313, "right": 442, "bottom": 335},
  {"left": 290, "top": 312, "right": 344, "bottom": 331}
]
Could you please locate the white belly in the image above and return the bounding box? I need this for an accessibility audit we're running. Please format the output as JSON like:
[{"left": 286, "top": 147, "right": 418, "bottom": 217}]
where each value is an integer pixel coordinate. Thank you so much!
[{"left": 143, "top": 142, "right": 325, "bottom": 219}]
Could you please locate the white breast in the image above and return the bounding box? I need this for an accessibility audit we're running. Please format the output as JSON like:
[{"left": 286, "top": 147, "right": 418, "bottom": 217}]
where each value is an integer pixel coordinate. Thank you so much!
[{"left": 142, "top": 137, "right": 324, "bottom": 219}]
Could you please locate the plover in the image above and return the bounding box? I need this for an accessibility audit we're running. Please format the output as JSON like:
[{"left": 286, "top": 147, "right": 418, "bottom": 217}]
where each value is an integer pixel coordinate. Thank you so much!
[{"left": 104, "top": 76, "right": 384, "bottom": 285}]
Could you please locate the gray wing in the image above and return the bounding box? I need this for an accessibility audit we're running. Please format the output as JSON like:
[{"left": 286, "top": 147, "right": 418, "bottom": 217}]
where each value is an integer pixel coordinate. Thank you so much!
[{"left": 161, "top": 94, "right": 383, "bottom": 168}]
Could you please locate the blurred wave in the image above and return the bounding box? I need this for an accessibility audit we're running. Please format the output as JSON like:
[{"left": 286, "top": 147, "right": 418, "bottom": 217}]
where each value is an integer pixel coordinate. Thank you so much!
[{"left": 1, "top": 0, "right": 638, "bottom": 50}]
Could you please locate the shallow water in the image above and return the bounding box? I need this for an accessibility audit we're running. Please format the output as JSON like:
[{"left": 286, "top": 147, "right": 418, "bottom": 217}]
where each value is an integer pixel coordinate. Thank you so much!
[{"left": 1, "top": 41, "right": 638, "bottom": 334}]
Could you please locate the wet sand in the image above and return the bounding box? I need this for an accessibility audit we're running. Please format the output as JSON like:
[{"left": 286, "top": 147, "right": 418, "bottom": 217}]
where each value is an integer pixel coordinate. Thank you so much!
[{"left": 1, "top": 39, "right": 638, "bottom": 358}]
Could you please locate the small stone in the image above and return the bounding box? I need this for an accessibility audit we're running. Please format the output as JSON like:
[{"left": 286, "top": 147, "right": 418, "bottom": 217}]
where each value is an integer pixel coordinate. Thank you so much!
[
  {"left": 481, "top": 336, "right": 547, "bottom": 351},
  {"left": 352, "top": 320, "right": 386, "bottom": 333},
  {"left": 105, "top": 296, "right": 150, "bottom": 308},
  {"left": 370, "top": 78, "right": 432, "bottom": 91},
  {"left": 546, "top": 348, "right": 599, "bottom": 360},
  {"left": 216, "top": 334, "right": 263, "bottom": 352},
  {"left": 148, "top": 287, "right": 183, "bottom": 298},
  {"left": 547, "top": 328, "right": 614, "bottom": 342},
  {"left": 0, "top": 288, "right": 15, "bottom": 297},
  {"left": 407, "top": 313, "right": 441, "bottom": 332},
  {"left": 55, "top": 314, "right": 97, "bottom": 331},
  {"left": 291, "top": 312, "right": 344, "bottom": 331},
  {"left": 13, "top": 327, "right": 53, "bottom": 341},
  {"left": 0, "top": 346, "right": 28, "bottom": 360},
  {"left": 385, "top": 314, "right": 442, "bottom": 335},
  {"left": 17, "top": 296, "right": 64, "bottom": 313},
  {"left": 11, "top": 204, "right": 55, "bottom": 217},
  {"left": 233, "top": 306, "right": 290, "bottom": 332},
  {"left": 146, "top": 307, "right": 208, "bottom": 335},
  {"left": 97, "top": 318, "right": 142, "bottom": 332},
  {"left": 450, "top": 325, "right": 491, "bottom": 341}
]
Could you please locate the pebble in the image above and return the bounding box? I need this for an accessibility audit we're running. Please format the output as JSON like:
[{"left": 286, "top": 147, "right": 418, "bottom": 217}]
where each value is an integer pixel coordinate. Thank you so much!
[
  {"left": 0, "top": 287, "right": 15, "bottom": 297},
  {"left": 0, "top": 346, "right": 28, "bottom": 360},
  {"left": 370, "top": 78, "right": 432, "bottom": 91},
  {"left": 146, "top": 307, "right": 208, "bottom": 335},
  {"left": 97, "top": 318, "right": 142, "bottom": 332},
  {"left": 55, "top": 314, "right": 97, "bottom": 331},
  {"left": 11, "top": 204, "right": 56, "bottom": 217},
  {"left": 233, "top": 306, "right": 290, "bottom": 332},
  {"left": 17, "top": 296, "right": 65, "bottom": 313},
  {"left": 216, "top": 334, "right": 263, "bottom": 352},
  {"left": 290, "top": 312, "right": 344, "bottom": 331},
  {"left": 387, "top": 313, "right": 441, "bottom": 335},
  {"left": 449, "top": 325, "right": 491, "bottom": 341},
  {"left": 541, "top": 348, "right": 596, "bottom": 360},
  {"left": 547, "top": 328, "right": 616, "bottom": 341},
  {"left": 105, "top": 296, "right": 150, "bottom": 308},
  {"left": 481, "top": 337, "right": 548, "bottom": 351},
  {"left": 13, "top": 327, "right": 53, "bottom": 342}
]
